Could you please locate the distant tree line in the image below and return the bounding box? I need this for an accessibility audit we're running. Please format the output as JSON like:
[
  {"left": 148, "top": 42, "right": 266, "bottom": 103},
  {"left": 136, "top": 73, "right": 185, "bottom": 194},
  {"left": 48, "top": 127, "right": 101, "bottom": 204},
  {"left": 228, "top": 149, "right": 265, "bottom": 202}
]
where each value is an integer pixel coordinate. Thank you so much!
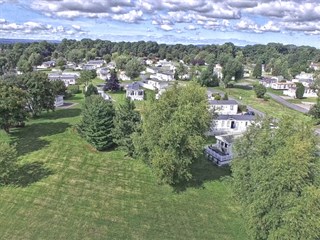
[{"left": 1, "top": 39, "right": 319, "bottom": 78}]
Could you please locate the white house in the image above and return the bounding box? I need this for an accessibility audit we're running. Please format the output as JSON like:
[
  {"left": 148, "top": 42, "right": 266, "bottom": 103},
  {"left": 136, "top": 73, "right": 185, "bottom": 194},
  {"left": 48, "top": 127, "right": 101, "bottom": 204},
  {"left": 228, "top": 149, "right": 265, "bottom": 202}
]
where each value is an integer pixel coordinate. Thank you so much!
[
  {"left": 48, "top": 72, "right": 78, "bottom": 86},
  {"left": 125, "top": 82, "right": 144, "bottom": 101},
  {"left": 310, "top": 62, "right": 320, "bottom": 71},
  {"left": 37, "top": 60, "right": 55, "bottom": 69},
  {"left": 119, "top": 71, "right": 131, "bottom": 81},
  {"left": 87, "top": 60, "right": 105, "bottom": 68},
  {"left": 97, "top": 68, "right": 110, "bottom": 80},
  {"left": 270, "top": 81, "right": 295, "bottom": 90},
  {"left": 54, "top": 95, "right": 64, "bottom": 107},
  {"left": 146, "top": 67, "right": 157, "bottom": 74},
  {"left": 139, "top": 79, "right": 169, "bottom": 91},
  {"left": 213, "top": 64, "right": 223, "bottom": 79},
  {"left": 283, "top": 87, "right": 318, "bottom": 98},
  {"left": 146, "top": 59, "right": 153, "bottom": 65},
  {"left": 107, "top": 62, "right": 116, "bottom": 70},
  {"left": 151, "top": 71, "right": 175, "bottom": 81},
  {"left": 211, "top": 114, "right": 255, "bottom": 135},
  {"left": 209, "top": 100, "right": 238, "bottom": 115},
  {"left": 205, "top": 133, "right": 242, "bottom": 166}
]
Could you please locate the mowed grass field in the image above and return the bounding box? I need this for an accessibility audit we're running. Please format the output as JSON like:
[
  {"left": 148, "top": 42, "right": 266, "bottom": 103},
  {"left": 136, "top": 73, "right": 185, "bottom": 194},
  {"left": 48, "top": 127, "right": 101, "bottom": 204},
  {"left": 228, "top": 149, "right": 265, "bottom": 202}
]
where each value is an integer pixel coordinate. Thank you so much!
[
  {"left": 218, "top": 86, "right": 313, "bottom": 122},
  {"left": 0, "top": 94, "right": 247, "bottom": 240}
]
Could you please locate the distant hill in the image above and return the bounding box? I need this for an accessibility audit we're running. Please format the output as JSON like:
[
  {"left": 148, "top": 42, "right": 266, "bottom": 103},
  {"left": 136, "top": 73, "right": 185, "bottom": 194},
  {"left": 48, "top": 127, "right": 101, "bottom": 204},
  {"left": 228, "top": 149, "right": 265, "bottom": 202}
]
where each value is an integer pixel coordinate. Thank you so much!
[{"left": 0, "top": 38, "right": 61, "bottom": 44}]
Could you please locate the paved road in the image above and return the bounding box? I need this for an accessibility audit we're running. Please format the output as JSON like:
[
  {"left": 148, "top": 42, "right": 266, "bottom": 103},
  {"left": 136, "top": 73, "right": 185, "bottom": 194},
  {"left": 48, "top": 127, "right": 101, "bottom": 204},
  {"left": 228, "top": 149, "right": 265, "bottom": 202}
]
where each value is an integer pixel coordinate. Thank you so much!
[{"left": 266, "top": 92, "right": 309, "bottom": 114}]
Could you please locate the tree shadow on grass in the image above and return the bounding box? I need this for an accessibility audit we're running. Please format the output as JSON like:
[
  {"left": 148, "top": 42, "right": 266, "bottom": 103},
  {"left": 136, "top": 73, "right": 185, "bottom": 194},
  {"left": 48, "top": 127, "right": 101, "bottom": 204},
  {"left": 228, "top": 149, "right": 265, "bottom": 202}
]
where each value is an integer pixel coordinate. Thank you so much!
[
  {"left": 172, "top": 157, "right": 231, "bottom": 193},
  {"left": 11, "top": 122, "right": 71, "bottom": 156},
  {"left": 233, "top": 85, "right": 253, "bottom": 90},
  {"left": 9, "top": 161, "right": 53, "bottom": 187},
  {"left": 40, "top": 108, "right": 81, "bottom": 120}
]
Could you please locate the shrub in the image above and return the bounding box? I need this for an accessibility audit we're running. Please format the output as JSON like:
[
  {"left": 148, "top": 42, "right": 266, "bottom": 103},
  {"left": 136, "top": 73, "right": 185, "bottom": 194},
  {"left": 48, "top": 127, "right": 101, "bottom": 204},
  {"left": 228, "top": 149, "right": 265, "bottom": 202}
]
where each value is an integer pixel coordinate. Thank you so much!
[
  {"left": 253, "top": 84, "right": 267, "bottom": 98},
  {"left": 238, "top": 104, "right": 247, "bottom": 113},
  {"left": 295, "top": 82, "right": 305, "bottom": 99},
  {"left": 84, "top": 84, "right": 98, "bottom": 97},
  {"left": 214, "top": 94, "right": 221, "bottom": 100},
  {"left": 68, "top": 84, "right": 81, "bottom": 94}
]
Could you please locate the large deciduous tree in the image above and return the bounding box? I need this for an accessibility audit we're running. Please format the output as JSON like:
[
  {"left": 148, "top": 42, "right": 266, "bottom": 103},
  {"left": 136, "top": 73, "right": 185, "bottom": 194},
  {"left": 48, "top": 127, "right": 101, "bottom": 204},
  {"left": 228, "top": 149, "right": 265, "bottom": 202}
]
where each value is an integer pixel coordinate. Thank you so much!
[
  {"left": 125, "top": 58, "right": 144, "bottom": 79},
  {"left": 133, "top": 83, "right": 211, "bottom": 185},
  {"left": 198, "top": 68, "right": 219, "bottom": 87},
  {"left": 0, "top": 82, "right": 27, "bottom": 133},
  {"left": 222, "top": 58, "right": 244, "bottom": 87},
  {"left": 77, "top": 70, "right": 95, "bottom": 88},
  {"left": 78, "top": 95, "right": 115, "bottom": 151},
  {"left": 232, "top": 117, "right": 320, "bottom": 240},
  {"left": 20, "top": 72, "right": 55, "bottom": 117},
  {"left": 112, "top": 98, "right": 140, "bottom": 156},
  {"left": 52, "top": 80, "right": 67, "bottom": 96}
]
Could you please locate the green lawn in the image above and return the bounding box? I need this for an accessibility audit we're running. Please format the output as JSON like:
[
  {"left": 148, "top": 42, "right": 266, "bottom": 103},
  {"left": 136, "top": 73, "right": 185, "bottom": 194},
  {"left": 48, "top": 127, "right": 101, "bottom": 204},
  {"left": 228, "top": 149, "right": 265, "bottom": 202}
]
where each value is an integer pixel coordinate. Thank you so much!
[
  {"left": 0, "top": 95, "right": 247, "bottom": 240},
  {"left": 287, "top": 98, "right": 318, "bottom": 104},
  {"left": 218, "top": 86, "right": 312, "bottom": 122}
]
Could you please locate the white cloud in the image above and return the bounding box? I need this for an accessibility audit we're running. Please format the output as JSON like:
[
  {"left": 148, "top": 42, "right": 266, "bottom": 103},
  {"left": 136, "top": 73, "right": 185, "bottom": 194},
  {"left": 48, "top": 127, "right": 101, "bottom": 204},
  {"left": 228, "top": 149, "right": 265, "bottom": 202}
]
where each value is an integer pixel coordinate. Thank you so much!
[{"left": 160, "top": 24, "right": 173, "bottom": 31}]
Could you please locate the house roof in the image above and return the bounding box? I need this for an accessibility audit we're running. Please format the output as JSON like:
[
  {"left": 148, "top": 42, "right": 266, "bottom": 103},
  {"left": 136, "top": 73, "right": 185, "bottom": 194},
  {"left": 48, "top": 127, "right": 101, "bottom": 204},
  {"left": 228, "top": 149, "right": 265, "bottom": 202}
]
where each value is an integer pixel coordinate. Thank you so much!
[
  {"left": 216, "top": 133, "right": 242, "bottom": 144},
  {"left": 216, "top": 114, "right": 256, "bottom": 121},
  {"left": 209, "top": 100, "right": 238, "bottom": 105}
]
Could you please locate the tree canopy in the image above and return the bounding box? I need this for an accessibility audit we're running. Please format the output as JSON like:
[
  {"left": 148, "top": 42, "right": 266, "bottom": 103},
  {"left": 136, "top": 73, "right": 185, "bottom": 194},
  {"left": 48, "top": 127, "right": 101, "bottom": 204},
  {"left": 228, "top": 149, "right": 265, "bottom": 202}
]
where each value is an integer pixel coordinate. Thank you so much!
[
  {"left": 232, "top": 117, "right": 320, "bottom": 240},
  {"left": 133, "top": 82, "right": 211, "bottom": 185},
  {"left": 125, "top": 57, "right": 144, "bottom": 79},
  {"left": 0, "top": 81, "right": 27, "bottom": 133},
  {"left": 19, "top": 72, "right": 55, "bottom": 117},
  {"left": 112, "top": 98, "right": 140, "bottom": 156}
]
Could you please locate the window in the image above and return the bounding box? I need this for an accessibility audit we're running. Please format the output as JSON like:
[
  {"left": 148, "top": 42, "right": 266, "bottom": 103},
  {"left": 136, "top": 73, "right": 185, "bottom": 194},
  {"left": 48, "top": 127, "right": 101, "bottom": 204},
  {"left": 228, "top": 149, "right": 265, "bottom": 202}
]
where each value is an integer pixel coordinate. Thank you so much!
[{"left": 230, "top": 105, "right": 234, "bottom": 110}]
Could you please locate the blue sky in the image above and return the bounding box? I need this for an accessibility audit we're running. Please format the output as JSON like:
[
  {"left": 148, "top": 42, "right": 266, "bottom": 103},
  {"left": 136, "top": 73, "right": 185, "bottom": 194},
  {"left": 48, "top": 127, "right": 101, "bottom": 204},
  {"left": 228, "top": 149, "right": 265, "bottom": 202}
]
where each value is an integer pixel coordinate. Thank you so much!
[{"left": 1, "top": 0, "right": 320, "bottom": 47}]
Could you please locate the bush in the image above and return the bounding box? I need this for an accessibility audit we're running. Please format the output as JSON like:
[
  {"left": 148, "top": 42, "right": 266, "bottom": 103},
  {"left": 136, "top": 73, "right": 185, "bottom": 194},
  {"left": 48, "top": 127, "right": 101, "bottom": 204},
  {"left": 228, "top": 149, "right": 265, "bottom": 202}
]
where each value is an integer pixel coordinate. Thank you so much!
[
  {"left": 263, "top": 95, "right": 270, "bottom": 101},
  {"left": 238, "top": 104, "right": 247, "bottom": 113},
  {"left": 222, "top": 93, "right": 228, "bottom": 100},
  {"left": 295, "top": 82, "right": 305, "bottom": 99},
  {"left": 253, "top": 84, "right": 267, "bottom": 98},
  {"left": 68, "top": 84, "right": 81, "bottom": 94},
  {"left": 213, "top": 94, "right": 221, "bottom": 100},
  {"left": 84, "top": 84, "right": 98, "bottom": 97}
]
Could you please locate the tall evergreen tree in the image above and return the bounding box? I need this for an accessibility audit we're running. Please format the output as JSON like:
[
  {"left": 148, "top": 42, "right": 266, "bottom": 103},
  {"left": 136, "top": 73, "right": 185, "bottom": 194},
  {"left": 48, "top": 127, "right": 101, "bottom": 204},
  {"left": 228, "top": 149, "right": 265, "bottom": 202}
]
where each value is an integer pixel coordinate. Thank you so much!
[
  {"left": 78, "top": 95, "right": 115, "bottom": 151},
  {"left": 232, "top": 117, "right": 320, "bottom": 240},
  {"left": 105, "top": 70, "right": 120, "bottom": 91},
  {"left": 295, "top": 82, "right": 305, "bottom": 99},
  {"left": 112, "top": 98, "right": 140, "bottom": 156},
  {"left": 252, "top": 62, "right": 262, "bottom": 78}
]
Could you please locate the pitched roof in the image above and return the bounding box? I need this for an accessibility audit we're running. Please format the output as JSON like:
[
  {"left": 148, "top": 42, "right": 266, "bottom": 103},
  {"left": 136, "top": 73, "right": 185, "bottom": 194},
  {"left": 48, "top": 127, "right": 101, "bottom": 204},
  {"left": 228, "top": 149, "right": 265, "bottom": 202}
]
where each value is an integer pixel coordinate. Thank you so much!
[
  {"left": 216, "top": 133, "right": 242, "bottom": 144},
  {"left": 209, "top": 100, "right": 238, "bottom": 105},
  {"left": 216, "top": 114, "right": 256, "bottom": 121}
]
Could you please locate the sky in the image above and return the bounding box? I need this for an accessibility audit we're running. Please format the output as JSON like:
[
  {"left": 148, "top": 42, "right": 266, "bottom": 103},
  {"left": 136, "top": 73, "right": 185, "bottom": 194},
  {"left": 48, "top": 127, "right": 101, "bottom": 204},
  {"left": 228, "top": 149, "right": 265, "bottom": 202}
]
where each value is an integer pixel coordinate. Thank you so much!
[{"left": 1, "top": 0, "right": 320, "bottom": 47}]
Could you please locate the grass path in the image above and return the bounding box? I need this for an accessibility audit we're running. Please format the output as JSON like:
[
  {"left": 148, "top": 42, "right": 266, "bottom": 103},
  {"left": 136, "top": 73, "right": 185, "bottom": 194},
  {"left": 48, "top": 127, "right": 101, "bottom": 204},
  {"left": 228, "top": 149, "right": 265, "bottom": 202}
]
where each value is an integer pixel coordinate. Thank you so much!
[{"left": 0, "top": 94, "right": 247, "bottom": 240}]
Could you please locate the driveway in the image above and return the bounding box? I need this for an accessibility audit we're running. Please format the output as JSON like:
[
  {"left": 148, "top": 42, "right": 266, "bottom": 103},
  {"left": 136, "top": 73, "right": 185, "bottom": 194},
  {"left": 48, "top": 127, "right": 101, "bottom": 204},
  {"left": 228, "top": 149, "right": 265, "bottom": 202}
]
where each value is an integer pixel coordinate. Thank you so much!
[{"left": 266, "top": 92, "right": 309, "bottom": 114}]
